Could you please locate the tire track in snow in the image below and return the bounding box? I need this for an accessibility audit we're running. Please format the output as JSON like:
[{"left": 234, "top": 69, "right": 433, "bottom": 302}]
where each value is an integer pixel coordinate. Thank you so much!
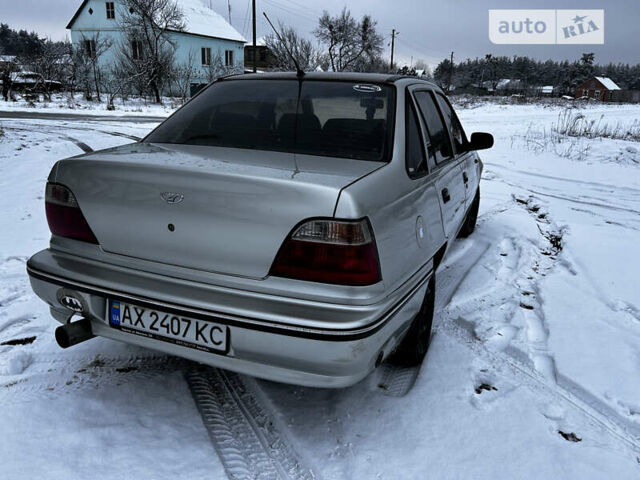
[
  {"left": 435, "top": 201, "right": 640, "bottom": 456},
  {"left": 440, "top": 194, "right": 565, "bottom": 383},
  {"left": 374, "top": 362, "right": 421, "bottom": 397},
  {"left": 2, "top": 124, "right": 93, "bottom": 153},
  {"left": 484, "top": 167, "right": 640, "bottom": 217},
  {"left": 63, "top": 135, "right": 92, "bottom": 153},
  {"left": 186, "top": 365, "right": 317, "bottom": 480},
  {"left": 442, "top": 317, "right": 640, "bottom": 455},
  {"left": 484, "top": 162, "right": 640, "bottom": 197}
]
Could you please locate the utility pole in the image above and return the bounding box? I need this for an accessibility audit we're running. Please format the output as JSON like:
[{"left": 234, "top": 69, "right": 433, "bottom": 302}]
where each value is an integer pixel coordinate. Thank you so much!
[
  {"left": 448, "top": 51, "right": 454, "bottom": 92},
  {"left": 227, "top": 0, "right": 232, "bottom": 24},
  {"left": 390, "top": 29, "right": 396, "bottom": 72},
  {"left": 252, "top": 0, "right": 257, "bottom": 73}
]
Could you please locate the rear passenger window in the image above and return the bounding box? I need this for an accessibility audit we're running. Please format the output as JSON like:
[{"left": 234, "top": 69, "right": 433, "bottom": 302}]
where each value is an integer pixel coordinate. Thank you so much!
[
  {"left": 413, "top": 91, "right": 453, "bottom": 165},
  {"left": 405, "top": 99, "right": 427, "bottom": 178},
  {"left": 435, "top": 93, "right": 467, "bottom": 153}
]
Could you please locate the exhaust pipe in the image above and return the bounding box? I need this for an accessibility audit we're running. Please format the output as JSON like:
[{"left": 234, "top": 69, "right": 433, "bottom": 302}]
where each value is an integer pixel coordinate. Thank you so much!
[{"left": 55, "top": 318, "right": 95, "bottom": 349}]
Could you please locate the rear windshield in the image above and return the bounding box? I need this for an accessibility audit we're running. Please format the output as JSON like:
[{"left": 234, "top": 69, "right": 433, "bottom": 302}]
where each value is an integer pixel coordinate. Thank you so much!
[{"left": 145, "top": 79, "right": 395, "bottom": 162}]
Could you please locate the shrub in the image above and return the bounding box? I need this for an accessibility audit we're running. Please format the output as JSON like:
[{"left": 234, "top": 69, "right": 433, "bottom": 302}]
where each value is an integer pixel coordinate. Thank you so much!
[{"left": 553, "top": 109, "right": 640, "bottom": 141}]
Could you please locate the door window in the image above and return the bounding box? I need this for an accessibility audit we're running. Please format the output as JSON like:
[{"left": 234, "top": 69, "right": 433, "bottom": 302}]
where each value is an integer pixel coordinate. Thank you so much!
[
  {"left": 435, "top": 93, "right": 467, "bottom": 153},
  {"left": 413, "top": 91, "right": 452, "bottom": 165},
  {"left": 405, "top": 98, "right": 427, "bottom": 178}
]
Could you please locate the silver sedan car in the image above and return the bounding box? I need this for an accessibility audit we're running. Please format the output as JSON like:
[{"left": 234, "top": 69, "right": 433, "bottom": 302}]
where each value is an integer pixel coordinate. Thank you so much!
[{"left": 27, "top": 72, "right": 493, "bottom": 387}]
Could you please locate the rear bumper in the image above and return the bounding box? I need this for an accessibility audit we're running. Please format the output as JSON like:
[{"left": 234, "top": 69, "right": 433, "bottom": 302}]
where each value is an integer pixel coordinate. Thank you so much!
[{"left": 27, "top": 249, "right": 432, "bottom": 387}]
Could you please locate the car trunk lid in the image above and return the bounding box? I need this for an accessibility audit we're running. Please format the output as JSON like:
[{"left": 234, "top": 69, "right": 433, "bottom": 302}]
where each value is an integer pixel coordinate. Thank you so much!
[{"left": 53, "top": 142, "right": 383, "bottom": 278}]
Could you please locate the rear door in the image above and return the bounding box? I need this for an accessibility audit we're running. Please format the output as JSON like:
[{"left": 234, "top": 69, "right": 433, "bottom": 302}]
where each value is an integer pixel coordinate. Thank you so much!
[
  {"left": 434, "top": 93, "right": 478, "bottom": 210},
  {"left": 412, "top": 89, "right": 467, "bottom": 240},
  {"left": 403, "top": 86, "right": 446, "bottom": 266}
]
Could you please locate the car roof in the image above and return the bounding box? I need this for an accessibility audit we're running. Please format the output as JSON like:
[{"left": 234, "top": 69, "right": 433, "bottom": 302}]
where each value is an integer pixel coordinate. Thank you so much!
[{"left": 226, "top": 71, "right": 438, "bottom": 87}]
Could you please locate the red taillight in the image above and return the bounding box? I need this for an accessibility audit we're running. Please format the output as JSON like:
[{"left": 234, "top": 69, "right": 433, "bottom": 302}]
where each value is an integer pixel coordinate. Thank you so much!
[
  {"left": 270, "top": 219, "right": 381, "bottom": 286},
  {"left": 45, "top": 183, "right": 98, "bottom": 244}
]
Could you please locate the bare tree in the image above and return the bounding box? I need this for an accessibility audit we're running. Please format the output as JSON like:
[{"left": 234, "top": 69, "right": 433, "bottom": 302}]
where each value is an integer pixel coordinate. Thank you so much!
[
  {"left": 169, "top": 49, "right": 197, "bottom": 102},
  {"left": 314, "top": 8, "right": 383, "bottom": 72},
  {"left": 204, "top": 51, "right": 237, "bottom": 82},
  {"left": 413, "top": 59, "right": 433, "bottom": 78},
  {"left": 119, "top": 0, "right": 185, "bottom": 103},
  {"left": 264, "top": 25, "right": 325, "bottom": 72},
  {"left": 29, "top": 40, "right": 72, "bottom": 100},
  {"left": 73, "top": 33, "right": 112, "bottom": 101},
  {"left": 103, "top": 62, "right": 149, "bottom": 110},
  {"left": 1, "top": 58, "right": 19, "bottom": 101}
]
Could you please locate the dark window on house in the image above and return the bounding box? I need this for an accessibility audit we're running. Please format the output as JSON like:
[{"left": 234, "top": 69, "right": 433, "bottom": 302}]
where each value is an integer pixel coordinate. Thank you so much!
[
  {"left": 259, "top": 48, "right": 267, "bottom": 62},
  {"left": 413, "top": 91, "right": 453, "bottom": 165},
  {"left": 246, "top": 48, "right": 255, "bottom": 62},
  {"left": 225, "top": 50, "right": 234, "bottom": 66},
  {"left": 82, "top": 39, "right": 96, "bottom": 58},
  {"left": 131, "top": 40, "right": 143, "bottom": 60},
  {"left": 201, "top": 47, "right": 212, "bottom": 66},
  {"left": 435, "top": 93, "right": 467, "bottom": 153},
  {"left": 406, "top": 98, "right": 427, "bottom": 178},
  {"left": 106, "top": 2, "right": 115, "bottom": 19}
]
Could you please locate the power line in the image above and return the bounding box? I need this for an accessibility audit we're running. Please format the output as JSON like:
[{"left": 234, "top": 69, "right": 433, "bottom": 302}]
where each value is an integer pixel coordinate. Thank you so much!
[
  {"left": 277, "top": 0, "right": 324, "bottom": 18},
  {"left": 262, "top": 0, "right": 318, "bottom": 23},
  {"left": 242, "top": 0, "right": 251, "bottom": 37}
]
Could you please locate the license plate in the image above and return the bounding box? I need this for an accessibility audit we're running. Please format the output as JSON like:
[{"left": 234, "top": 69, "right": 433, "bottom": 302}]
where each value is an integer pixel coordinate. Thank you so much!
[{"left": 107, "top": 300, "right": 228, "bottom": 354}]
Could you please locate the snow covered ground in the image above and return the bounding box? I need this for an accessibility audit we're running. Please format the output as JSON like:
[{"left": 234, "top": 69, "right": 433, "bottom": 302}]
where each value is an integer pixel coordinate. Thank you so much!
[
  {"left": 0, "top": 92, "right": 180, "bottom": 117},
  {"left": 0, "top": 101, "right": 639, "bottom": 479}
]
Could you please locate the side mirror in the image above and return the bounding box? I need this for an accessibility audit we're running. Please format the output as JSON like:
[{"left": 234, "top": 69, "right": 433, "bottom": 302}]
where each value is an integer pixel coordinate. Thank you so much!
[{"left": 467, "top": 132, "right": 494, "bottom": 151}]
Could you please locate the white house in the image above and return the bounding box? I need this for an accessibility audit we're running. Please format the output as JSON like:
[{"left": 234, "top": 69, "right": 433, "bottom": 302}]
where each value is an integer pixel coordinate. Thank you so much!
[{"left": 66, "top": 0, "right": 246, "bottom": 91}]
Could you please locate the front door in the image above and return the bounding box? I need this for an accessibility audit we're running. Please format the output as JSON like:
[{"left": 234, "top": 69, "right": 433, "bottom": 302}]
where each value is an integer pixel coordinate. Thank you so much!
[
  {"left": 413, "top": 89, "right": 467, "bottom": 240},
  {"left": 434, "top": 92, "right": 478, "bottom": 211}
]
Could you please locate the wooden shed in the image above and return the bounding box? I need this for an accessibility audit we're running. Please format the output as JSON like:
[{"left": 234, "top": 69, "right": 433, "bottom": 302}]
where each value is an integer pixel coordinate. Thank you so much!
[{"left": 575, "top": 77, "right": 621, "bottom": 101}]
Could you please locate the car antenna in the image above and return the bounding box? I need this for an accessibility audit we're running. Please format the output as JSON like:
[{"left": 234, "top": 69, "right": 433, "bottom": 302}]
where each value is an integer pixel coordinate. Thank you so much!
[{"left": 263, "top": 12, "right": 305, "bottom": 78}]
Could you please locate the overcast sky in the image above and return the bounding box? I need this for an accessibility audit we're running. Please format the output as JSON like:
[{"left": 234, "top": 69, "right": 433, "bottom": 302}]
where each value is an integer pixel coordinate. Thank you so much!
[{"left": 3, "top": 0, "right": 639, "bottom": 67}]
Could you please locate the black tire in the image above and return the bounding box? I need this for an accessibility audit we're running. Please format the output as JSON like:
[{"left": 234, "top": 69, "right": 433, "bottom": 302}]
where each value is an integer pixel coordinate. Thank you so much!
[
  {"left": 390, "top": 276, "right": 435, "bottom": 366},
  {"left": 458, "top": 187, "right": 480, "bottom": 238}
]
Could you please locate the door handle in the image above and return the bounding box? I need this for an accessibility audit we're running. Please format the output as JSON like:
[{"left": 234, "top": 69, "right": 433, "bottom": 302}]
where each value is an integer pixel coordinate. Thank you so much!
[
  {"left": 441, "top": 188, "right": 451, "bottom": 203},
  {"left": 462, "top": 172, "right": 469, "bottom": 183}
]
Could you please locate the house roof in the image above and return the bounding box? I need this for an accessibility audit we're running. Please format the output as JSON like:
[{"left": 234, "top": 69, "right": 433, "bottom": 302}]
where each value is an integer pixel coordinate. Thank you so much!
[
  {"left": 496, "top": 78, "right": 522, "bottom": 89},
  {"left": 245, "top": 37, "right": 267, "bottom": 47},
  {"left": 66, "top": 0, "right": 88, "bottom": 29},
  {"left": 595, "top": 76, "right": 621, "bottom": 91},
  {"left": 67, "top": 0, "right": 245, "bottom": 43},
  {"left": 179, "top": 0, "right": 245, "bottom": 43}
]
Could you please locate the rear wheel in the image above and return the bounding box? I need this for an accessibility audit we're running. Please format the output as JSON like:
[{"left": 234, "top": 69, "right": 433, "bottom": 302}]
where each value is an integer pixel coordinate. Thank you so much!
[
  {"left": 458, "top": 187, "right": 480, "bottom": 238},
  {"left": 390, "top": 276, "right": 435, "bottom": 366}
]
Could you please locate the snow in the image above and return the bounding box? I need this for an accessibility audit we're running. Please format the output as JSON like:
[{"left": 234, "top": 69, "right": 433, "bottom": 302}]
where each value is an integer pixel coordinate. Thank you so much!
[
  {"left": 1, "top": 99, "right": 640, "bottom": 478},
  {"left": 595, "top": 76, "right": 622, "bottom": 91},
  {"left": 245, "top": 37, "right": 267, "bottom": 47},
  {"left": 179, "top": 0, "right": 246, "bottom": 43},
  {"left": 0, "top": 92, "right": 175, "bottom": 117}
]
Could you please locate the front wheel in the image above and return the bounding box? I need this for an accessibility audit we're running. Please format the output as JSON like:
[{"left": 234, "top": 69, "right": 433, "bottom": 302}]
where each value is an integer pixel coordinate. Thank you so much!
[
  {"left": 458, "top": 187, "right": 480, "bottom": 238},
  {"left": 390, "top": 275, "right": 435, "bottom": 366}
]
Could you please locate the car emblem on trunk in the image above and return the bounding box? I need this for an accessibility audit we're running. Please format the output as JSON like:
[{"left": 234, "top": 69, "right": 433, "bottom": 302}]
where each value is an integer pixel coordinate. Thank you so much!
[{"left": 161, "top": 192, "right": 184, "bottom": 204}]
